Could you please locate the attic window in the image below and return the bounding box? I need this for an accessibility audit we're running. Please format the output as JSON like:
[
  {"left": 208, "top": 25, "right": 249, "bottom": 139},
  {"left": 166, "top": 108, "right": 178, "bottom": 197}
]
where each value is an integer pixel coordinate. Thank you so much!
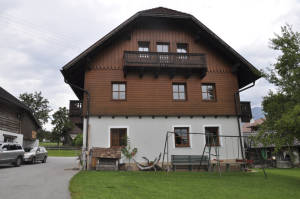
[
  {"left": 177, "top": 43, "right": 188, "bottom": 53},
  {"left": 138, "top": 42, "right": 149, "bottom": 52}
]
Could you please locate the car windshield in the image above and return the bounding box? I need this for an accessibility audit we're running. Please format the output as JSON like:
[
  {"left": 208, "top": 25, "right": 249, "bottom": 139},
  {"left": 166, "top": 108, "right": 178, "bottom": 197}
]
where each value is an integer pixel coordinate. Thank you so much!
[{"left": 30, "top": 147, "right": 38, "bottom": 152}]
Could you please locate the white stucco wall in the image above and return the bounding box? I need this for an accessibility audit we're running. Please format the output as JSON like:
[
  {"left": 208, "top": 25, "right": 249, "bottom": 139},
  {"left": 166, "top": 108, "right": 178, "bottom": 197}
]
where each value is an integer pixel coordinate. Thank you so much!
[
  {"left": 85, "top": 116, "right": 242, "bottom": 163},
  {"left": 0, "top": 130, "right": 23, "bottom": 145}
]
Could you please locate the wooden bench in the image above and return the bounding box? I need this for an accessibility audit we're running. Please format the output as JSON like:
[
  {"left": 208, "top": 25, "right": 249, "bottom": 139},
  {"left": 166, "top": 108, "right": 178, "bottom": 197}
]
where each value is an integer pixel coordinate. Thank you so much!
[{"left": 171, "top": 155, "right": 209, "bottom": 171}]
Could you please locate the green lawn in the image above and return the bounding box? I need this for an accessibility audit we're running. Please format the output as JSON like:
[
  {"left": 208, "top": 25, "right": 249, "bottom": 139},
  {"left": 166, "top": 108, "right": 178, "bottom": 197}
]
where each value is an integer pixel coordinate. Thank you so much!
[
  {"left": 69, "top": 169, "right": 300, "bottom": 199},
  {"left": 47, "top": 149, "right": 79, "bottom": 157},
  {"left": 40, "top": 142, "right": 62, "bottom": 147}
]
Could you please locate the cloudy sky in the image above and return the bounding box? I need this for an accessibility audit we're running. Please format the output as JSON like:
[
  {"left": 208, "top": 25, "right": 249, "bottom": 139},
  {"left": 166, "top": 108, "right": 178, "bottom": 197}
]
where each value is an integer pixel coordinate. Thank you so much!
[{"left": 1, "top": 0, "right": 299, "bottom": 129}]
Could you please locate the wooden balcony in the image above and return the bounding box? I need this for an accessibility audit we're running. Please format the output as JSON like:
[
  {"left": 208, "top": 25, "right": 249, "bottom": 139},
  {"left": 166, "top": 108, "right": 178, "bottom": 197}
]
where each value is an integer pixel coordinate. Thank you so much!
[
  {"left": 240, "top": 101, "right": 252, "bottom": 122},
  {"left": 69, "top": 100, "right": 82, "bottom": 117},
  {"left": 69, "top": 100, "right": 83, "bottom": 129},
  {"left": 123, "top": 51, "right": 207, "bottom": 78}
]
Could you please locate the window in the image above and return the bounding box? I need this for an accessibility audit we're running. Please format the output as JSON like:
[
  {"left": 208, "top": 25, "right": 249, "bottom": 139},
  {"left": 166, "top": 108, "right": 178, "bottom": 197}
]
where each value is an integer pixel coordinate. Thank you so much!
[
  {"left": 174, "top": 127, "right": 190, "bottom": 147},
  {"left": 157, "top": 43, "right": 169, "bottom": 52},
  {"left": 202, "top": 84, "right": 216, "bottom": 101},
  {"left": 205, "top": 127, "right": 220, "bottom": 146},
  {"left": 138, "top": 42, "right": 149, "bottom": 58},
  {"left": 112, "top": 83, "right": 126, "bottom": 100},
  {"left": 177, "top": 43, "right": 188, "bottom": 53},
  {"left": 173, "top": 83, "right": 186, "bottom": 100},
  {"left": 110, "top": 128, "right": 127, "bottom": 147},
  {"left": 157, "top": 43, "right": 169, "bottom": 62},
  {"left": 177, "top": 43, "right": 188, "bottom": 60},
  {"left": 138, "top": 41, "right": 149, "bottom": 52}
]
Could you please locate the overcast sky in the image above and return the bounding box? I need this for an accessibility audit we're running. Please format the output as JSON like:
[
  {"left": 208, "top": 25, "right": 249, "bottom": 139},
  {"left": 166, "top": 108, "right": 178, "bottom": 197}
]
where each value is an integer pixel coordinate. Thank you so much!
[{"left": 1, "top": 0, "right": 299, "bottom": 130}]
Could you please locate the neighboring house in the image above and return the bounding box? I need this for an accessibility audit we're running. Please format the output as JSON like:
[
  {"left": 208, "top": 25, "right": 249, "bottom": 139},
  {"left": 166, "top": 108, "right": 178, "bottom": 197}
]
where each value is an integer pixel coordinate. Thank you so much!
[
  {"left": 242, "top": 118, "right": 300, "bottom": 168},
  {"left": 61, "top": 7, "right": 260, "bottom": 170},
  {"left": 0, "top": 87, "right": 40, "bottom": 148}
]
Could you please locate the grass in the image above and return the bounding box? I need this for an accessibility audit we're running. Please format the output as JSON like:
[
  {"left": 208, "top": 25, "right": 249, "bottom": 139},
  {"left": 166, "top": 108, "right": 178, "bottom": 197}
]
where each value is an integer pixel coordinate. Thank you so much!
[
  {"left": 40, "top": 142, "right": 62, "bottom": 147},
  {"left": 69, "top": 168, "right": 300, "bottom": 199},
  {"left": 47, "top": 149, "right": 80, "bottom": 157}
]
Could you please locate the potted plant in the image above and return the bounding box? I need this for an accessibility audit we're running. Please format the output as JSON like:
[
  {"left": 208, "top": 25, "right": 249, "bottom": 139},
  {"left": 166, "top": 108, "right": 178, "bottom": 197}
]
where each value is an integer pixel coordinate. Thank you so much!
[{"left": 121, "top": 137, "right": 137, "bottom": 171}]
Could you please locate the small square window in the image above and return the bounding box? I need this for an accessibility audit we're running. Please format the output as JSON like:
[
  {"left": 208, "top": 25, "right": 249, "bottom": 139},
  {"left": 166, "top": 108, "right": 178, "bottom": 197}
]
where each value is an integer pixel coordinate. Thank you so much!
[
  {"left": 202, "top": 84, "right": 216, "bottom": 101},
  {"left": 172, "top": 83, "right": 186, "bottom": 101},
  {"left": 177, "top": 43, "right": 188, "bottom": 53},
  {"left": 112, "top": 83, "right": 126, "bottom": 100},
  {"left": 138, "top": 42, "right": 149, "bottom": 52}
]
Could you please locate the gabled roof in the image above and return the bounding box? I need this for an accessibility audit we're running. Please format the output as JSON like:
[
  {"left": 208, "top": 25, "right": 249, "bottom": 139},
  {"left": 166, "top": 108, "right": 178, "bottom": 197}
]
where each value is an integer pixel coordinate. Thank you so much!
[
  {"left": 0, "top": 87, "right": 41, "bottom": 129},
  {"left": 61, "top": 7, "right": 261, "bottom": 99}
]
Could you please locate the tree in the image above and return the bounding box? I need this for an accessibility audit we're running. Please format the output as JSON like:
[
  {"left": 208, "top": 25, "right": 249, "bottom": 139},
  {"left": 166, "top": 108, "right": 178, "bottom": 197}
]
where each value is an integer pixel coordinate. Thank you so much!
[
  {"left": 257, "top": 24, "right": 300, "bottom": 150},
  {"left": 19, "top": 91, "right": 52, "bottom": 127},
  {"left": 73, "top": 134, "right": 83, "bottom": 146},
  {"left": 51, "top": 107, "right": 73, "bottom": 145}
]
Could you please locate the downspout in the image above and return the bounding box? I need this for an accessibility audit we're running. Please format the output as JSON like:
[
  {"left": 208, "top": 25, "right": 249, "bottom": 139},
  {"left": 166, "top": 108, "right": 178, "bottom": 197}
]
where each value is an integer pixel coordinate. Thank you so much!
[
  {"left": 234, "top": 81, "right": 255, "bottom": 162},
  {"left": 64, "top": 80, "right": 90, "bottom": 171}
]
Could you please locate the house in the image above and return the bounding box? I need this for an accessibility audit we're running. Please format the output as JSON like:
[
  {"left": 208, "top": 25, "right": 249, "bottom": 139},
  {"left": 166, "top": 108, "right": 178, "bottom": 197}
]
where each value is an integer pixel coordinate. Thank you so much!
[
  {"left": 243, "top": 118, "right": 300, "bottom": 168},
  {"left": 0, "top": 87, "right": 40, "bottom": 148},
  {"left": 61, "top": 7, "right": 260, "bottom": 170}
]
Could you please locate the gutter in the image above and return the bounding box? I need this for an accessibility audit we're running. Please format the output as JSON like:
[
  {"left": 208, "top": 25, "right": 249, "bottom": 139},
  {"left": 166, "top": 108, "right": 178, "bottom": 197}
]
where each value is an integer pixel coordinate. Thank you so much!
[
  {"left": 64, "top": 79, "right": 90, "bottom": 171},
  {"left": 234, "top": 81, "right": 255, "bottom": 162}
]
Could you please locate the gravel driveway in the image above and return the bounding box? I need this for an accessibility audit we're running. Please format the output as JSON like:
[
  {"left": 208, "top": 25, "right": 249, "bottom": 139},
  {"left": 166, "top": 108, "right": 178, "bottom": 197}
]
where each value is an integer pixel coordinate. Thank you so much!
[{"left": 0, "top": 157, "right": 78, "bottom": 199}]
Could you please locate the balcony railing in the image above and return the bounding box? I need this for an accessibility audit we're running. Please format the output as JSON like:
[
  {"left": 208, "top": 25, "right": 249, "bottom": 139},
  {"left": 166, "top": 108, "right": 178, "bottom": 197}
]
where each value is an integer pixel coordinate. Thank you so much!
[
  {"left": 69, "top": 100, "right": 82, "bottom": 117},
  {"left": 124, "top": 51, "right": 207, "bottom": 69}
]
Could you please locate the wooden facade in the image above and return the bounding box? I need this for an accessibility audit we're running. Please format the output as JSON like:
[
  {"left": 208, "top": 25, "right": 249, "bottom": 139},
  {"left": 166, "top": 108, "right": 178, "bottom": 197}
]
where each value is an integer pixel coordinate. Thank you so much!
[
  {"left": 84, "top": 24, "right": 239, "bottom": 116},
  {"left": 0, "top": 87, "right": 40, "bottom": 141}
]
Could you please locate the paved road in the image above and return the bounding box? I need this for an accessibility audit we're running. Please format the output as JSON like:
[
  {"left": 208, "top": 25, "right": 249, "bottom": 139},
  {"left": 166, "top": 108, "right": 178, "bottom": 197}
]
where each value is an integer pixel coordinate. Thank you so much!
[{"left": 0, "top": 157, "right": 79, "bottom": 199}]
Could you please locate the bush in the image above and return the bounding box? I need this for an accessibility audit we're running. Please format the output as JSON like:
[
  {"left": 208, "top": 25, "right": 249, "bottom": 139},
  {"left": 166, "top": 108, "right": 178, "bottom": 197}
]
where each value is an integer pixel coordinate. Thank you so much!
[{"left": 73, "top": 134, "right": 83, "bottom": 146}]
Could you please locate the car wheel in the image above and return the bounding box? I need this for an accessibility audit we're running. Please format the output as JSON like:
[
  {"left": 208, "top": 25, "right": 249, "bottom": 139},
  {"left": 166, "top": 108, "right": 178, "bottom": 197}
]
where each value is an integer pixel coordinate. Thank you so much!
[
  {"left": 42, "top": 156, "right": 47, "bottom": 163},
  {"left": 14, "top": 157, "right": 22, "bottom": 167},
  {"left": 32, "top": 157, "right": 36, "bottom": 164}
]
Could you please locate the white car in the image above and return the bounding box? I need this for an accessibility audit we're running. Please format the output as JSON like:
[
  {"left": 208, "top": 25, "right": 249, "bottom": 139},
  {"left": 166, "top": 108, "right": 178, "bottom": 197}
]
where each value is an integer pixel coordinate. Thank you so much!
[
  {"left": 0, "top": 143, "right": 24, "bottom": 167},
  {"left": 24, "top": 146, "right": 48, "bottom": 164}
]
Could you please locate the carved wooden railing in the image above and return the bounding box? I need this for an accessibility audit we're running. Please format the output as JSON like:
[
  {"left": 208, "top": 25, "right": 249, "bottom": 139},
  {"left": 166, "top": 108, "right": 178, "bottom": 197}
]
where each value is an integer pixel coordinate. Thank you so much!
[{"left": 124, "top": 51, "right": 207, "bottom": 69}]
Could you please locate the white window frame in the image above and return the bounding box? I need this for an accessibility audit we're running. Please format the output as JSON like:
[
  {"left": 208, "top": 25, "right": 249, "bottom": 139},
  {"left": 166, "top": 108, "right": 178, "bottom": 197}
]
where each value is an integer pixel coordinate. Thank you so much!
[
  {"left": 108, "top": 126, "right": 129, "bottom": 148},
  {"left": 203, "top": 124, "right": 223, "bottom": 147},
  {"left": 171, "top": 125, "right": 192, "bottom": 149}
]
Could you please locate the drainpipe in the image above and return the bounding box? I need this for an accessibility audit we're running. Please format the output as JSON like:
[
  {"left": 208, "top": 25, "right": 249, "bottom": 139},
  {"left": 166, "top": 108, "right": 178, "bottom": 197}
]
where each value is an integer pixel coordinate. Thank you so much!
[
  {"left": 64, "top": 80, "right": 90, "bottom": 171},
  {"left": 234, "top": 81, "right": 255, "bottom": 162}
]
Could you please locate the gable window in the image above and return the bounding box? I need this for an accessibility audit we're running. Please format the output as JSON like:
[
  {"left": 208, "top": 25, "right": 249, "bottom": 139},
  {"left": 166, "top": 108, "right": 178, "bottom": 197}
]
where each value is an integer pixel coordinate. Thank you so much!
[
  {"left": 112, "top": 82, "right": 126, "bottom": 100},
  {"left": 138, "top": 41, "right": 149, "bottom": 58},
  {"left": 177, "top": 43, "right": 188, "bottom": 53},
  {"left": 205, "top": 127, "right": 220, "bottom": 146},
  {"left": 177, "top": 43, "right": 188, "bottom": 60},
  {"left": 157, "top": 43, "right": 169, "bottom": 52},
  {"left": 174, "top": 127, "right": 190, "bottom": 147},
  {"left": 138, "top": 41, "right": 149, "bottom": 52},
  {"left": 173, "top": 83, "right": 186, "bottom": 100},
  {"left": 202, "top": 83, "right": 216, "bottom": 101},
  {"left": 110, "top": 128, "right": 127, "bottom": 147},
  {"left": 157, "top": 43, "right": 169, "bottom": 62}
]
